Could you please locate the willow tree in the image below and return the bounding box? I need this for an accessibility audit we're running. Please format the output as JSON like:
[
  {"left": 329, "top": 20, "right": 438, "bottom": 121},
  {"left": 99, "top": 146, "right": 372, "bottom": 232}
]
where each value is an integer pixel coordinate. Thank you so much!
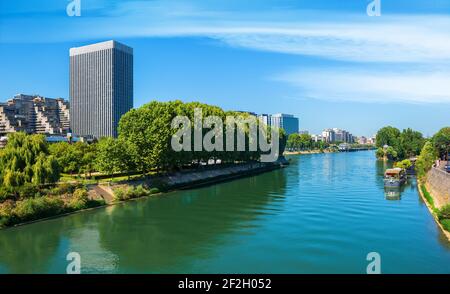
[{"left": 0, "top": 133, "right": 60, "bottom": 197}]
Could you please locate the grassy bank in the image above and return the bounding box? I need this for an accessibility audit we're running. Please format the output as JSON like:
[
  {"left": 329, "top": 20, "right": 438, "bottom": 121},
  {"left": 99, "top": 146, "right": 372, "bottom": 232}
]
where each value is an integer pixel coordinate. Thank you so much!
[
  {"left": 0, "top": 183, "right": 105, "bottom": 228},
  {"left": 418, "top": 183, "right": 450, "bottom": 237}
]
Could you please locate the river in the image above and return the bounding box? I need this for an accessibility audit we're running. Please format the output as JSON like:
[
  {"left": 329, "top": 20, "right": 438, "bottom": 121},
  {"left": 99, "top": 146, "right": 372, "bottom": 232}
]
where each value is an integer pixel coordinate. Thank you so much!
[{"left": 0, "top": 151, "right": 449, "bottom": 273}]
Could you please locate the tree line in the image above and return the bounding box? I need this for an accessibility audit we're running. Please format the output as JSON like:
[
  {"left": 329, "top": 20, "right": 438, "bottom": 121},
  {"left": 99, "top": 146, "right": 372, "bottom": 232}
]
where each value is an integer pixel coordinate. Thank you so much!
[
  {"left": 374, "top": 126, "right": 450, "bottom": 177},
  {"left": 1, "top": 100, "right": 286, "bottom": 199},
  {"left": 286, "top": 133, "right": 329, "bottom": 151}
]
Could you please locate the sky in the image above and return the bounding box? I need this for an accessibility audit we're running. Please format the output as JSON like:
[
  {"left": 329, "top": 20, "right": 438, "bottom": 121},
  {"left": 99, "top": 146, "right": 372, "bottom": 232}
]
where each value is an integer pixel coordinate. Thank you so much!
[{"left": 0, "top": 0, "right": 449, "bottom": 137}]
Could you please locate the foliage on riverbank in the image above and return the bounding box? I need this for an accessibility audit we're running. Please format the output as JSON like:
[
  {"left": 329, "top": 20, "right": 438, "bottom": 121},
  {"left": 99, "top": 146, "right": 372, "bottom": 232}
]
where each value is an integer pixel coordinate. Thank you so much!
[
  {"left": 420, "top": 184, "right": 435, "bottom": 208},
  {"left": 419, "top": 184, "right": 450, "bottom": 233},
  {"left": 286, "top": 133, "right": 328, "bottom": 152},
  {"left": 112, "top": 185, "right": 160, "bottom": 202},
  {"left": 375, "top": 126, "right": 425, "bottom": 161},
  {"left": 0, "top": 133, "right": 61, "bottom": 199},
  {"left": 0, "top": 184, "right": 105, "bottom": 228},
  {"left": 416, "top": 142, "right": 438, "bottom": 179}
]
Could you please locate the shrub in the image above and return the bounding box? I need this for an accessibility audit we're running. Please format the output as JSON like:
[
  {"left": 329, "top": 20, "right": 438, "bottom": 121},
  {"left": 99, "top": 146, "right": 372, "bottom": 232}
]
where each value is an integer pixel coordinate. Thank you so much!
[
  {"left": 0, "top": 200, "right": 15, "bottom": 227},
  {"left": 437, "top": 204, "right": 450, "bottom": 221},
  {"left": 53, "top": 183, "right": 77, "bottom": 195},
  {"left": 17, "top": 183, "right": 40, "bottom": 199},
  {"left": 441, "top": 219, "right": 450, "bottom": 232},
  {"left": 149, "top": 188, "right": 160, "bottom": 194},
  {"left": 133, "top": 185, "right": 149, "bottom": 197},
  {"left": 68, "top": 188, "right": 89, "bottom": 210},
  {"left": 113, "top": 187, "right": 130, "bottom": 202},
  {"left": 420, "top": 185, "right": 434, "bottom": 208},
  {"left": 13, "top": 196, "right": 65, "bottom": 222},
  {"left": 0, "top": 188, "right": 10, "bottom": 202}
]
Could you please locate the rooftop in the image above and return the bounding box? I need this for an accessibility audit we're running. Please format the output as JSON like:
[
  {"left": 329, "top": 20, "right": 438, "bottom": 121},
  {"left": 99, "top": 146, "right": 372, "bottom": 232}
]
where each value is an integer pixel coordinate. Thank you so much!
[{"left": 69, "top": 40, "right": 133, "bottom": 56}]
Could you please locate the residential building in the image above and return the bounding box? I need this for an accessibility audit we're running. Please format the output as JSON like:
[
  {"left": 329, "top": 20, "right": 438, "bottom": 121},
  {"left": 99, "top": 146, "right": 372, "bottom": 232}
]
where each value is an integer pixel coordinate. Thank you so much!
[
  {"left": 322, "top": 128, "right": 354, "bottom": 143},
  {"left": 311, "top": 134, "right": 323, "bottom": 142},
  {"left": 0, "top": 94, "right": 70, "bottom": 136},
  {"left": 358, "top": 136, "right": 368, "bottom": 145},
  {"left": 70, "top": 40, "right": 133, "bottom": 138}
]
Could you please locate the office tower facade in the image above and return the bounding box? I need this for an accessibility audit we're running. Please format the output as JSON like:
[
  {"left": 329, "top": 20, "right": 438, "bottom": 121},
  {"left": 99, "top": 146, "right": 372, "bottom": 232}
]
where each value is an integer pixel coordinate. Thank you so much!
[
  {"left": 70, "top": 40, "right": 133, "bottom": 138},
  {"left": 270, "top": 113, "right": 299, "bottom": 136},
  {"left": 0, "top": 94, "right": 70, "bottom": 136}
]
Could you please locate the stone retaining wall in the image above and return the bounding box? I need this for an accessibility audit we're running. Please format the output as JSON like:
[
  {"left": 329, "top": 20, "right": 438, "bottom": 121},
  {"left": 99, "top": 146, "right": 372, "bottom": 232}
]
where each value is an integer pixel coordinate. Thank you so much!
[{"left": 426, "top": 167, "right": 450, "bottom": 208}]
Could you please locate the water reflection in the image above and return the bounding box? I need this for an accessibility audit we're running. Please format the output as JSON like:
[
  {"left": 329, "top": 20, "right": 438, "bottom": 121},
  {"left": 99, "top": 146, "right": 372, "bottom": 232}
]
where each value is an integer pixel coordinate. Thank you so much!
[{"left": 0, "top": 169, "right": 287, "bottom": 273}]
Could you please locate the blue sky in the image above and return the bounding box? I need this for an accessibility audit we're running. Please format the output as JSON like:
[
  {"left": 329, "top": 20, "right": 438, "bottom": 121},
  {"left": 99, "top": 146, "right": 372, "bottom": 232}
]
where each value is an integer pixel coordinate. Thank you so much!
[{"left": 1, "top": 0, "right": 449, "bottom": 136}]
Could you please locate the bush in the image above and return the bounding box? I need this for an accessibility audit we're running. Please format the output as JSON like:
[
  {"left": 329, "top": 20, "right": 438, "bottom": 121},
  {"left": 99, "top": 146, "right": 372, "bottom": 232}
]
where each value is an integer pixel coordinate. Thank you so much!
[
  {"left": 113, "top": 187, "right": 130, "bottom": 202},
  {"left": 0, "top": 188, "right": 10, "bottom": 202},
  {"left": 68, "top": 188, "right": 89, "bottom": 210},
  {"left": 17, "top": 183, "right": 40, "bottom": 199},
  {"left": 441, "top": 219, "right": 450, "bottom": 232},
  {"left": 51, "top": 182, "right": 77, "bottom": 195},
  {"left": 13, "top": 196, "right": 65, "bottom": 222},
  {"left": 133, "top": 185, "right": 149, "bottom": 197},
  {"left": 437, "top": 204, "right": 450, "bottom": 221},
  {"left": 149, "top": 188, "right": 160, "bottom": 194},
  {"left": 420, "top": 185, "right": 434, "bottom": 208}
]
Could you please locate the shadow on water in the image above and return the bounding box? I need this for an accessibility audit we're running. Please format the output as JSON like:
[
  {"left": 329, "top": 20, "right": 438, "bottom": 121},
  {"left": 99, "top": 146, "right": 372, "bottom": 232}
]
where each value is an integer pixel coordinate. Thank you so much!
[{"left": 0, "top": 169, "right": 287, "bottom": 273}]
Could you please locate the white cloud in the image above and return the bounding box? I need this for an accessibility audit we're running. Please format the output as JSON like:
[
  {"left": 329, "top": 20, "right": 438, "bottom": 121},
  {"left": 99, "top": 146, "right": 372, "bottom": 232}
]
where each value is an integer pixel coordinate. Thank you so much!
[
  {"left": 3, "top": 1, "right": 450, "bottom": 103},
  {"left": 274, "top": 68, "right": 450, "bottom": 104}
]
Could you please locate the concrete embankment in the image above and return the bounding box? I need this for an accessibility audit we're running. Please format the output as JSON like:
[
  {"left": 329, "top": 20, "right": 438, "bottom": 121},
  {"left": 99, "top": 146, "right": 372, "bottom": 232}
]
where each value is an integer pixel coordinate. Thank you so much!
[{"left": 90, "top": 161, "right": 287, "bottom": 204}]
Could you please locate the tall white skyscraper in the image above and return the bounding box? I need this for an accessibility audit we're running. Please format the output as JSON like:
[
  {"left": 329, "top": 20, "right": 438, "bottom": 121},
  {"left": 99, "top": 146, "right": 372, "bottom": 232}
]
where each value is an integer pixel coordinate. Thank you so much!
[{"left": 70, "top": 40, "right": 133, "bottom": 138}]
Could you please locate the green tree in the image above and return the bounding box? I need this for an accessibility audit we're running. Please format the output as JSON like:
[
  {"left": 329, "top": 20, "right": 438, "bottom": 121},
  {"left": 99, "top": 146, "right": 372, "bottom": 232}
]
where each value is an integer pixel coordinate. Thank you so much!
[
  {"left": 0, "top": 133, "right": 60, "bottom": 197},
  {"left": 416, "top": 141, "right": 437, "bottom": 179},
  {"left": 376, "top": 126, "right": 401, "bottom": 150},
  {"left": 432, "top": 127, "right": 450, "bottom": 160},
  {"left": 395, "top": 159, "right": 412, "bottom": 170},
  {"left": 398, "top": 128, "right": 424, "bottom": 159},
  {"left": 95, "top": 138, "right": 134, "bottom": 177}
]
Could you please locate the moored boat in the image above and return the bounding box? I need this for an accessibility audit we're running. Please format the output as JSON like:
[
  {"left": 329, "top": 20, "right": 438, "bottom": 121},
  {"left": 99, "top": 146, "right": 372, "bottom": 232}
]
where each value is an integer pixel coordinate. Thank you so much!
[{"left": 384, "top": 168, "right": 407, "bottom": 187}]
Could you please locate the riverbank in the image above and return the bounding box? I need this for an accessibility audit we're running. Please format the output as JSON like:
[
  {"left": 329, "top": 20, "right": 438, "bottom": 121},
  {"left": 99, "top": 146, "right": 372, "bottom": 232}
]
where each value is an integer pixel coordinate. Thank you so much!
[
  {"left": 284, "top": 149, "right": 332, "bottom": 155},
  {"left": 0, "top": 160, "right": 287, "bottom": 229},
  {"left": 417, "top": 180, "right": 450, "bottom": 242}
]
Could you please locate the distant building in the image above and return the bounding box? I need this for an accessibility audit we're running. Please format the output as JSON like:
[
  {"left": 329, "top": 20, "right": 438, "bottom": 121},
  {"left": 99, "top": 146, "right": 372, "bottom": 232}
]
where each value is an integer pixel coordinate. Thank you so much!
[
  {"left": 70, "top": 40, "right": 133, "bottom": 138},
  {"left": 0, "top": 94, "right": 70, "bottom": 136},
  {"left": 257, "top": 114, "right": 271, "bottom": 127},
  {"left": 322, "top": 129, "right": 336, "bottom": 143},
  {"left": 322, "top": 128, "right": 354, "bottom": 143},
  {"left": 270, "top": 113, "right": 299, "bottom": 136},
  {"left": 299, "top": 130, "right": 309, "bottom": 135},
  {"left": 311, "top": 134, "right": 323, "bottom": 142},
  {"left": 358, "top": 136, "right": 368, "bottom": 145}
]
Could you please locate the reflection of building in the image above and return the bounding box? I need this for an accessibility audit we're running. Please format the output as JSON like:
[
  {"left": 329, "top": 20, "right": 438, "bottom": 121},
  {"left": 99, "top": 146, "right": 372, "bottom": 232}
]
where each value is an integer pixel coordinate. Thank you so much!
[
  {"left": 70, "top": 40, "right": 133, "bottom": 138},
  {"left": 270, "top": 113, "right": 299, "bottom": 135},
  {"left": 0, "top": 94, "right": 70, "bottom": 136}
]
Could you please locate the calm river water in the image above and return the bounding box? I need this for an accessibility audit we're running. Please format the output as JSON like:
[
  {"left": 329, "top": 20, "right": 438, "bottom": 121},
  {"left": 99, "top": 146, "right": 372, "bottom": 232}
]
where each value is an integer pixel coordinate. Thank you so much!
[{"left": 1, "top": 151, "right": 449, "bottom": 273}]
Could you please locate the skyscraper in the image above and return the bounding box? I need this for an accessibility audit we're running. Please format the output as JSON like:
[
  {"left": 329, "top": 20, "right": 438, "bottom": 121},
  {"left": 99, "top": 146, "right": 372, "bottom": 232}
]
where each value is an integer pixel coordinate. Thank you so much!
[
  {"left": 70, "top": 40, "right": 133, "bottom": 138},
  {"left": 270, "top": 113, "right": 299, "bottom": 136}
]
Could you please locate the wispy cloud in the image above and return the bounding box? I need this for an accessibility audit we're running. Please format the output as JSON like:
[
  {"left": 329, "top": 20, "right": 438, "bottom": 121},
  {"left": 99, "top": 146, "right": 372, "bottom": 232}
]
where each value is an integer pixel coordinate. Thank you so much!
[
  {"left": 274, "top": 68, "right": 450, "bottom": 104},
  {"left": 4, "top": 2, "right": 450, "bottom": 64},
  {"left": 2, "top": 0, "right": 450, "bottom": 104}
]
